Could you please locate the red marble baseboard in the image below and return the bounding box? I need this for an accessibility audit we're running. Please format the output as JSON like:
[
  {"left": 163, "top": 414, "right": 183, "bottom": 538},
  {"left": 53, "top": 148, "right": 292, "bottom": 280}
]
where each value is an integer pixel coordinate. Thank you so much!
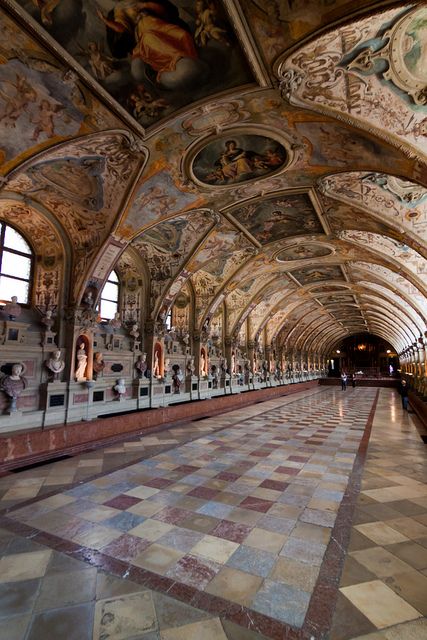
[{"left": 0, "top": 381, "right": 318, "bottom": 470}]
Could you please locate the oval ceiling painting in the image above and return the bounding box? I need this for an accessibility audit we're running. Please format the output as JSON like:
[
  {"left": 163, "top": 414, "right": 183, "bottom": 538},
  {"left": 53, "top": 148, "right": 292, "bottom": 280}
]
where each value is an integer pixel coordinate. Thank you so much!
[{"left": 192, "top": 134, "right": 288, "bottom": 187}]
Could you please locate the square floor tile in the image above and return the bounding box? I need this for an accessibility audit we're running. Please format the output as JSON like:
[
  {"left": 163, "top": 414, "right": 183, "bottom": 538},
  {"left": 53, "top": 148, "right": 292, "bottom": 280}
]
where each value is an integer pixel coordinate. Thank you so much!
[
  {"left": 104, "top": 495, "right": 142, "bottom": 510},
  {"left": 252, "top": 579, "right": 310, "bottom": 627},
  {"left": 205, "top": 566, "right": 263, "bottom": 606},
  {"left": 355, "top": 522, "right": 410, "bottom": 546},
  {"left": 226, "top": 545, "right": 276, "bottom": 578},
  {"left": 166, "top": 553, "right": 220, "bottom": 589},
  {"left": 244, "top": 527, "right": 287, "bottom": 553},
  {"left": 350, "top": 547, "right": 415, "bottom": 578},
  {"left": 180, "top": 514, "right": 220, "bottom": 534},
  {"left": 280, "top": 537, "right": 326, "bottom": 566},
  {"left": 93, "top": 591, "right": 157, "bottom": 639},
  {"left": 160, "top": 618, "right": 227, "bottom": 640},
  {"left": 340, "top": 580, "right": 422, "bottom": 629},
  {"left": 210, "top": 519, "right": 252, "bottom": 543},
  {"left": 0, "top": 550, "right": 52, "bottom": 583},
  {"left": 133, "top": 543, "right": 184, "bottom": 574},
  {"left": 128, "top": 519, "right": 175, "bottom": 541},
  {"left": 239, "top": 497, "right": 274, "bottom": 513},
  {"left": 101, "top": 534, "right": 151, "bottom": 562},
  {"left": 270, "top": 556, "right": 320, "bottom": 591},
  {"left": 191, "top": 534, "right": 239, "bottom": 564}
]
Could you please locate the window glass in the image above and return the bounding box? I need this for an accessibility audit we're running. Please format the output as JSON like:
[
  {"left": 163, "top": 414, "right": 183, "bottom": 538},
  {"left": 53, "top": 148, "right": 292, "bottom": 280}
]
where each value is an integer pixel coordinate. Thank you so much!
[
  {"left": 99, "top": 270, "right": 119, "bottom": 320},
  {"left": 0, "top": 276, "right": 29, "bottom": 303},
  {"left": 101, "top": 281, "right": 119, "bottom": 302},
  {"left": 1, "top": 251, "right": 32, "bottom": 279},
  {"left": 0, "top": 224, "right": 33, "bottom": 304},
  {"left": 100, "top": 299, "right": 118, "bottom": 320},
  {"left": 4, "top": 225, "right": 31, "bottom": 254}
]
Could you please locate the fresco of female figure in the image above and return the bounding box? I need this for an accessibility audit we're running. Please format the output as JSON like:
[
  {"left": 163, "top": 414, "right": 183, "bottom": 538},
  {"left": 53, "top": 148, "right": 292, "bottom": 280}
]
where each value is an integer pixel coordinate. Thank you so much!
[{"left": 97, "top": 1, "right": 199, "bottom": 85}]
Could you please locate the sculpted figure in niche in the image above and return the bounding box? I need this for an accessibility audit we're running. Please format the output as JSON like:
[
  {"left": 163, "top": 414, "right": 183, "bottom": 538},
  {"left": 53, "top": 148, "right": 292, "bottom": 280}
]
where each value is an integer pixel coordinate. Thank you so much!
[
  {"left": 93, "top": 352, "right": 105, "bottom": 380},
  {"left": 45, "top": 349, "right": 65, "bottom": 381},
  {"left": 211, "top": 364, "right": 218, "bottom": 388},
  {"left": 1, "top": 363, "right": 27, "bottom": 412},
  {"left": 3, "top": 296, "right": 22, "bottom": 320},
  {"left": 200, "top": 351, "right": 206, "bottom": 376},
  {"left": 75, "top": 342, "right": 88, "bottom": 381},
  {"left": 153, "top": 350, "right": 160, "bottom": 378},
  {"left": 135, "top": 353, "right": 147, "bottom": 378}
]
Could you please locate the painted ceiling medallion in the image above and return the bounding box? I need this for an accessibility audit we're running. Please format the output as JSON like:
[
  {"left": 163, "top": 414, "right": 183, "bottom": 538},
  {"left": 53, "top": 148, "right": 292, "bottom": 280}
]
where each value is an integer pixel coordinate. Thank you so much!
[
  {"left": 276, "top": 243, "right": 332, "bottom": 262},
  {"left": 191, "top": 132, "right": 289, "bottom": 187},
  {"left": 347, "top": 6, "right": 427, "bottom": 106}
]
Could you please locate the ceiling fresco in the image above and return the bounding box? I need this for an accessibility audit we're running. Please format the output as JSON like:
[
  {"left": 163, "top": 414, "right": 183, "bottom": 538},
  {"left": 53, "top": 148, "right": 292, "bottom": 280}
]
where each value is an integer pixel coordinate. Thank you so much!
[
  {"left": 229, "top": 193, "right": 323, "bottom": 244},
  {"left": 1, "top": 0, "right": 426, "bottom": 355},
  {"left": 279, "top": 5, "right": 427, "bottom": 163},
  {"left": 16, "top": 0, "right": 254, "bottom": 129}
]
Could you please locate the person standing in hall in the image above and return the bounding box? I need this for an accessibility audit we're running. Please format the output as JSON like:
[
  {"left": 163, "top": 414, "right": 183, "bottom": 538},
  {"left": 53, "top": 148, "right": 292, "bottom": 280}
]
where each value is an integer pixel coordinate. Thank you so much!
[
  {"left": 340, "top": 371, "right": 347, "bottom": 391},
  {"left": 399, "top": 378, "right": 409, "bottom": 411}
]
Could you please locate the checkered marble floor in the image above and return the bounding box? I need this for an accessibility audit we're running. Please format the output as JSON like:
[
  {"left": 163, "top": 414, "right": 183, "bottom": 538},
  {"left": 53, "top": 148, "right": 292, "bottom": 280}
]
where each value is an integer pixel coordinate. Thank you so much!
[
  {"left": 4, "top": 387, "right": 376, "bottom": 636},
  {"left": 0, "top": 388, "right": 321, "bottom": 508}
]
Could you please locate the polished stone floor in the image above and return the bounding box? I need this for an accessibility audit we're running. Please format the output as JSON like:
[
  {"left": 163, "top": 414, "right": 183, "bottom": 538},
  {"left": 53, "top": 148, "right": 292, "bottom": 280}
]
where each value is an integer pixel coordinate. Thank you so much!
[{"left": 0, "top": 387, "right": 425, "bottom": 639}]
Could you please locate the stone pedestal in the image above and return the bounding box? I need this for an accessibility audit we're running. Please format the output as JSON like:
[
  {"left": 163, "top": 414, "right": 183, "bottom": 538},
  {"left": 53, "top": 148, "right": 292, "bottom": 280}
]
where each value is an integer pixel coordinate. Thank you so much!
[
  {"left": 43, "top": 381, "right": 68, "bottom": 427},
  {"left": 135, "top": 378, "right": 150, "bottom": 409}
]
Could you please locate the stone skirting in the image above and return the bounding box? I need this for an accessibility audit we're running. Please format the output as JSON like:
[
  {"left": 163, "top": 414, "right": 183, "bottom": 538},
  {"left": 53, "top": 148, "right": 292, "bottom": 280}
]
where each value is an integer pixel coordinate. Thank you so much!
[{"left": 0, "top": 381, "right": 318, "bottom": 471}]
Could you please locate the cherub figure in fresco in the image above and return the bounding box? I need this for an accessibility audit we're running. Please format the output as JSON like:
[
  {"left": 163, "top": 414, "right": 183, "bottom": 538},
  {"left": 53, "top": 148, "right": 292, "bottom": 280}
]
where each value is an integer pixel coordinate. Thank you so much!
[
  {"left": 0, "top": 74, "right": 37, "bottom": 127},
  {"left": 31, "top": 0, "right": 63, "bottom": 26},
  {"left": 128, "top": 84, "right": 168, "bottom": 119},
  {"left": 31, "top": 99, "right": 63, "bottom": 141},
  {"left": 82, "top": 41, "right": 115, "bottom": 80},
  {"left": 134, "top": 184, "right": 177, "bottom": 218},
  {"left": 194, "top": 0, "right": 230, "bottom": 47}
]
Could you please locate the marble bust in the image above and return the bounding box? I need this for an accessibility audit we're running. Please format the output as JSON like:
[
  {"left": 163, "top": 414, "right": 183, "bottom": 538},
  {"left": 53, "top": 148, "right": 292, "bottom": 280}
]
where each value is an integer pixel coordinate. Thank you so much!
[
  {"left": 135, "top": 353, "right": 147, "bottom": 378},
  {"left": 1, "top": 363, "right": 27, "bottom": 412},
  {"left": 3, "top": 296, "right": 22, "bottom": 320},
  {"left": 93, "top": 352, "right": 105, "bottom": 380},
  {"left": 45, "top": 349, "right": 65, "bottom": 381},
  {"left": 114, "top": 378, "right": 126, "bottom": 400}
]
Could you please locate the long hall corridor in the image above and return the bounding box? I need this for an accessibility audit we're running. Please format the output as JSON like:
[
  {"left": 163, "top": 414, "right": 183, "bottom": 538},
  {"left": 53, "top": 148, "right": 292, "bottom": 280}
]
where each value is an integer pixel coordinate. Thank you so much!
[{"left": 0, "top": 387, "right": 426, "bottom": 640}]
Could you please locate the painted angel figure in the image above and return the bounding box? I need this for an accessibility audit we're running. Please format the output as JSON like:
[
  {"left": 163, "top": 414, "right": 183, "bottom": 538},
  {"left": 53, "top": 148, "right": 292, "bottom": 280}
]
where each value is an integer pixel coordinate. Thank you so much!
[
  {"left": 194, "top": 0, "right": 230, "bottom": 47},
  {"left": 0, "top": 74, "right": 37, "bottom": 127},
  {"left": 31, "top": 99, "right": 63, "bottom": 141},
  {"left": 76, "top": 41, "right": 115, "bottom": 80},
  {"left": 31, "top": 0, "right": 63, "bottom": 26}
]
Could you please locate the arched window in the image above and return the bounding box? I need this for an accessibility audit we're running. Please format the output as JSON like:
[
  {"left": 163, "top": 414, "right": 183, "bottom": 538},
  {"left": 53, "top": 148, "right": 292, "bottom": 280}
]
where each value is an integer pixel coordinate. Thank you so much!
[
  {"left": 98, "top": 270, "right": 119, "bottom": 321},
  {"left": 0, "top": 222, "right": 33, "bottom": 304}
]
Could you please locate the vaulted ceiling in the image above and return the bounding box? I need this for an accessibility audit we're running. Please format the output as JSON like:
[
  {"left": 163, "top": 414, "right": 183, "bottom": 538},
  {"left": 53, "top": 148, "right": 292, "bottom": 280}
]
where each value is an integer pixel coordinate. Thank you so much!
[{"left": 1, "top": 0, "right": 426, "bottom": 354}]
